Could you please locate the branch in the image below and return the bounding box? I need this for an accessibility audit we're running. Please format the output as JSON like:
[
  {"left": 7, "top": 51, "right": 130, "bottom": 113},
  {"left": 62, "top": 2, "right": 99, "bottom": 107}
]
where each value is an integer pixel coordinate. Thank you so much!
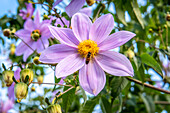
[
  {"left": 126, "top": 77, "right": 170, "bottom": 94},
  {"left": 57, "top": 86, "right": 74, "bottom": 98},
  {"left": 31, "top": 82, "right": 72, "bottom": 87}
]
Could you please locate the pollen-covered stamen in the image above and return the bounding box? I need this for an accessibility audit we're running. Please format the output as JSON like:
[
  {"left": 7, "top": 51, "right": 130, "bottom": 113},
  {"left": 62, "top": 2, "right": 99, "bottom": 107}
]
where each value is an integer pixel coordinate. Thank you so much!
[
  {"left": 31, "top": 30, "right": 41, "bottom": 41},
  {"left": 77, "top": 39, "right": 99, "bottom": 58}
]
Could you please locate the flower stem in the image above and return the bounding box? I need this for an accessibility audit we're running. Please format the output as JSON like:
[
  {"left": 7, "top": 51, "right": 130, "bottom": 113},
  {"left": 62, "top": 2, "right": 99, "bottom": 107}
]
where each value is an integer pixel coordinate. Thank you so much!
[
  {"left": 57, "top": 86, "right": 74, "bottom": 98},
  {"left": 126, "top": 77, "right": 170, "bottom": 94}
]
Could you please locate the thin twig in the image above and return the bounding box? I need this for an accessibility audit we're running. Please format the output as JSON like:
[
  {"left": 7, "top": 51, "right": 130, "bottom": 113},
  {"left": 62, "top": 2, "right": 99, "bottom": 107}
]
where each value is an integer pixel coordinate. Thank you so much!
[
  {"left": 57, "top": 86, "right": 74, "bottom": 98},
  {"left": 31, "top": 82, "right": 72, "bottom": 87},
  {"left": 126, "top": 77, "right": 170, "bottom": 94},
  {"left": 155, "top": 101, "right": 170, "bottom": 105}
]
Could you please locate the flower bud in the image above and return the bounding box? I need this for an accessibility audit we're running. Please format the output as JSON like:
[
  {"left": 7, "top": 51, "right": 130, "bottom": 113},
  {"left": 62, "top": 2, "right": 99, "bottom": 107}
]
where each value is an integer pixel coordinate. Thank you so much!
[
  {"left": 46, "top": 104, "right": 62, "bottom": 113},
  {"left": 33, "top": 56, "right": 41, "bottom": 65},
  {"left": 43, "top": 14, "right": 49, "bottom": 20},
  {"left": 20, "top": 69, "right": 34, "bottom": 84},
  {"left": 125, "top": 49, "right": 135, "bottom": 59},
  {"left": 14, "top": 82, "right": 28, "bottom": 102},
  {"left": 149, "top": 28, "right": 153, "bottom": 33},
  {"left": 3, "top": 29, "right": 11, "bottom": 37},
  {"left": 11, "top": 28, "right": 16, "bottom": 34},
  {"left": 37, "top": 75, "right": 43, "bottom": 85},
  {"left": 86, "top": 0, "right": 96, "bottom": 6},
  {"left": 166, "top": 13, "right": 170, "bottom": 21},
  {"left": 10, "top": 47, "right": 15, "bottom": 55},
  {"left": 2, "top": 70, "right": 14, "bottom": 87},
  {"left": 31, "top": 86, "right": 35, "bottom": 91}
]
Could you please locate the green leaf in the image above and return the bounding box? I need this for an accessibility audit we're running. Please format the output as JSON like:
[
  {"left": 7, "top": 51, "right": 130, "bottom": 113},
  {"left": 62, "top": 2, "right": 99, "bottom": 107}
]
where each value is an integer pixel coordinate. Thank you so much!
[
  {"left": 110, "top": 77, "right": 129, "bottom": 102},
  {"left": 139, "top": 93, "right": 155, "bottom": 113},
  {"left": 79, "top": 97, "right": 99, "bottom": 113},
  {"left": 62, "top": 86, "right": 76, "bottom": 113},
  {"left": 140, "top": 53, "right": 163, "bottom": 76},
  {"left": 100, "top": 96, "right": 112, "bottom": 113},
  {"left": 131, "top": 0, "right": 145, "bottom": 29},
  {"left": 114, "top": 2, "right": 127, "bottom": 26}
]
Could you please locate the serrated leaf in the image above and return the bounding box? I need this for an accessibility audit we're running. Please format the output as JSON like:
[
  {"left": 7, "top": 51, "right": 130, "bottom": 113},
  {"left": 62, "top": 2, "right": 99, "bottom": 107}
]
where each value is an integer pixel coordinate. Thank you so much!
[
  {"left": 62, "top": 86, "right": 76, "bottom": 113},
  {"left": 79, "top": 97, "right": 99, "bottom": 113},
  {"left": 131, "top": 0, "right": 145, "bottom": 29},
  {"left": 110, "top": 77, "right": 129, "bottom": 102},
  {"left": 139, "top": 93, "right": 155, "bottom": 113},
  {"left": 140, "top": 53, "right": 163, "bottom": 76},
  {"left": 100, "top": 96, "right": 112, "bottom": 113}
]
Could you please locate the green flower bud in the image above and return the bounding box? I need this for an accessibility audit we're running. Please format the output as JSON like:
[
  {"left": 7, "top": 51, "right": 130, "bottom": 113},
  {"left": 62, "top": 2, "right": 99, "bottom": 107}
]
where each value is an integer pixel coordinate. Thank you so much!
[
  {"left": 43, "top": 14, "right": 49, "bottom": 19},
  {"left": 149, "top": 28, "right": 153, "bottom": 33},
  {"left": 2, "top": 70, "right": 14, "bottom": 87},
  {"left": 37, "top": 75, "right": 43, "bottom": 85},
  {"left": 14, "top": 82, "right": 28, "bottom": 102},
  {"left": 20, "top": 69, "right": 34, "bottom": 84},
  {"left": 125, "top": 49, "right": 135, "bottom": 59},
  {"left": 47, "top": 104, "right": 62, "bottom": 113},
  {"left": 31, "top": 86, "right": 35, "bottom": 91},
  {"left": 3, "top": 29, "right": 11, "bottom": 37}
]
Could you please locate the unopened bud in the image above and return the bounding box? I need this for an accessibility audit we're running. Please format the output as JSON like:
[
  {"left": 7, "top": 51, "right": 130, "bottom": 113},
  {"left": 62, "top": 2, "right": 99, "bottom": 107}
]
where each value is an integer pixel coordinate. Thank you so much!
[
  {"left": 125, "top": 49, "right": 135, "bottom": 59},
  {"left": 10, "top": 47, "right": 15, "bottom": 55},
  {"left": 37, "top": 75, "right": 43, "bottom": 85},
  {"left": 2, "top": 70, "right": 14, "bottom": 87},
  {"left": 86, "top": 0, "right": 96, "bottom": 6},
  {"left": 164, "top": 25, "right": 167, "bottom": 29},
  {"left": 149, "top": 28, "right": 153, "bottom": 33},
  {"left": 31, "top": 86, "right": 35, "bottom": 91},
  {"left": 3, "top": 29, "right": 11, "bottom": 37},
  {"left": 47, "top": 104, "right": 62, "bottom": 113},
  {"left": 11, "top": 28, "right": 16, "bottom": 34},
  {"left": 20, "top": 69, "right": 34, "bottom": 84},
  {"left": 33, "top": 56, "right": 41, "bottom": 65},
  {"left": 14, "top": 82, "right": 28, "bottom": 102},
  {"left": 166, "top": 13, "right": 170, "bottom": 21},
  {"left": 10, "top": 44, "right": 15, "bottom": 48},
  {"left": 43, "top": 14, "right": 49, "bottom": 19}
]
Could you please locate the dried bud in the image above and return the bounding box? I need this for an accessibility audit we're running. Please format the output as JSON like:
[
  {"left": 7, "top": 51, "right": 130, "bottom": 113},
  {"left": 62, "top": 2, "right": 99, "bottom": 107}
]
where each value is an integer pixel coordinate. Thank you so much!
[
  {"left": 166, "top": 13, "right": 170, "bottom": 21},
  {"left": 2, "top": 70, "right": 14, "bottom": 87},
  {"left": 20, "top": 69, "right": 34, "bottom": 84},
  {"left": 3, "top": 29, "right": 11, "bottom": 37},
  {"left": 14, "top": 82, "right": 28, "bottom": 102},
  {"left": 47, "top": 104, "right": 62, "bottom": 113},
  {"left": 86, "top": 0, "right": 96, "bottom": 6},
  {"left": 33, "top": 56, "right": 41, "bottom": 65},
  {"left": 37, "top": 75, "right": 43, "bottom": 85}
]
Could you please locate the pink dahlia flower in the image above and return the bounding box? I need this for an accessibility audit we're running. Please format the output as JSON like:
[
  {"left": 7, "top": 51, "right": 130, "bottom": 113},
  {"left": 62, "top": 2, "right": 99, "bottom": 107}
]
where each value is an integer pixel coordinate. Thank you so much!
[
  {"left": 39, "top": 13, "right": 136, "bottom": 95},
  {"left": 53, "top": 0, "right": 98, "bottom": 17},
  {"left": 19, "top": 3, "right": 34, "bottom": 20},
  {"left": 15, "top": 11, "right": 51, "bottom": 62}
]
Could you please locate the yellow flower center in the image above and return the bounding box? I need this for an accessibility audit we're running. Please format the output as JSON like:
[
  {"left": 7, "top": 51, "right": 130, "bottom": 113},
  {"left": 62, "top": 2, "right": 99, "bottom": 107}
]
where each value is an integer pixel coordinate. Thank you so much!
[
  {"left": 31, "top": 30, "right": 41, "bottom": 41},
  {"left": 77, "top": 39, "right": 99, "bottom": 58}
]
